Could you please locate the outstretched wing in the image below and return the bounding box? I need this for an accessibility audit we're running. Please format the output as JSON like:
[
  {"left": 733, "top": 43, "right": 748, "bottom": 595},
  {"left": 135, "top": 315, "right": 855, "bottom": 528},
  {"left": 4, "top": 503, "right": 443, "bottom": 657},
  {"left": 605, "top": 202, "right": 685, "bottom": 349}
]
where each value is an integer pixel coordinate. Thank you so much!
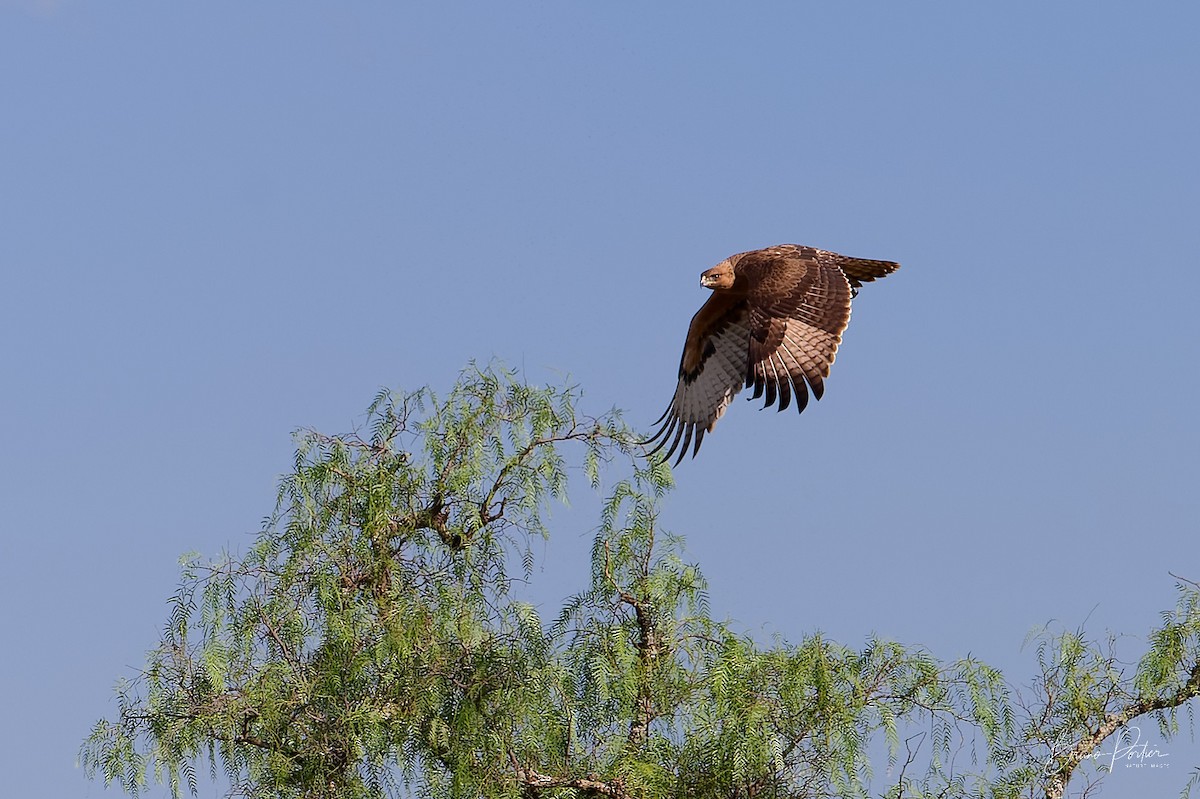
[
  {"left": 644, "top": 292, "right": 751, "bottom": 465},
  {"left": 740, "top": 247, "right": 856, "bottom": 412}
]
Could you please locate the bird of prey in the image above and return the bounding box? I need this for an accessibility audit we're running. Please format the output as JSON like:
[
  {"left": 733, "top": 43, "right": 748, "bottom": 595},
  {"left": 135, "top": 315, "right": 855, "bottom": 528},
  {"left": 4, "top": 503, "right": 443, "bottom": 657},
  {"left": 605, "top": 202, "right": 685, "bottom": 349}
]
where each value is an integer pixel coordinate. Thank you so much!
[{"left": 646, "top": 244, "right": 899, "bottom": 464}]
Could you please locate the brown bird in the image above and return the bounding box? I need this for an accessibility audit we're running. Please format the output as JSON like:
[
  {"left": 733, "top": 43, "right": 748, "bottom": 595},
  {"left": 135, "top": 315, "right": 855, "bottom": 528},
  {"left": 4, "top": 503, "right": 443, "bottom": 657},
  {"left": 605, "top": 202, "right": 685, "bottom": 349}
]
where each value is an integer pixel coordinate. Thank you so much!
[{"left": 646, "top": 244, "right": 899, "bottom": 464}]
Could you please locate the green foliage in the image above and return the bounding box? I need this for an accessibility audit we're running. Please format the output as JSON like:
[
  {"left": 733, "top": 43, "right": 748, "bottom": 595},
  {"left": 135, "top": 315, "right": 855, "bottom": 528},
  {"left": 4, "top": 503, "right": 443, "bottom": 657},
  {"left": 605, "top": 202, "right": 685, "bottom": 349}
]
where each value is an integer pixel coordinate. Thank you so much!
[
  {"left": 81, "top": 363, "right": 1200, "bottom": 799},
  {"left": 991, "top": 579, "right": 1200, "bottom": 799}
]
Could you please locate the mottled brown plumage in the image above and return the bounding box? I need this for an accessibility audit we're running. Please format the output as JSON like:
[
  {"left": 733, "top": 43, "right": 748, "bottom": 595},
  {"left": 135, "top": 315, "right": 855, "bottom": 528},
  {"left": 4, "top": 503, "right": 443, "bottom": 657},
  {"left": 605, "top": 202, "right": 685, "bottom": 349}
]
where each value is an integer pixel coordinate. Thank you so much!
[{"left": 646, "top": 244, "right": 899, "bottom": 464}]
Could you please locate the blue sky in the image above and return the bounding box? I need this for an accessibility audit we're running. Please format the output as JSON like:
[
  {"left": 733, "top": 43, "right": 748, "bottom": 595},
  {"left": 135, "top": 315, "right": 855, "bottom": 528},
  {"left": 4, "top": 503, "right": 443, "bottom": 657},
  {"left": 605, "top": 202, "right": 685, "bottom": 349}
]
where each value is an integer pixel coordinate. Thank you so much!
[{"left": 2, "top": 3, "right": 1198, "bottom": 796}]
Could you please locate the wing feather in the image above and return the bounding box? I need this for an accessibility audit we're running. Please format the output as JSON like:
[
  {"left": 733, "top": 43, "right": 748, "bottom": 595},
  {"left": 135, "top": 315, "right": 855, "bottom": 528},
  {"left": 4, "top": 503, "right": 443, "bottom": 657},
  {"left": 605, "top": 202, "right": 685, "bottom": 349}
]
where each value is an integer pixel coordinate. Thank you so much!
[
  {"left": 771, "top": 353, "right": 792, "bottom": 412},
  {"left": 779, "top": 319, "right": 843, "bottom": 400},
  {"left": 745, "top": 253, "right": 853, "bottom": 412},
  {"left": 771, "top": 333, "right": 811, "bottom": 413},
  {"left": 644, "top": 305, "right": 751, "bottom": 463},
  {"left": 761, "top": 355, "right": 778, "bottom": 408}
]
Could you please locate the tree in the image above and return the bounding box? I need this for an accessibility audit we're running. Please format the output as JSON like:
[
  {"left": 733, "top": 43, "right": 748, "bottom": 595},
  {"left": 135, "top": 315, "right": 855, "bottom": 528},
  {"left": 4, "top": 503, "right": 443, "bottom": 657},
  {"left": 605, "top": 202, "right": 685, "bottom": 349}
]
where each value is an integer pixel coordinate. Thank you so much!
[{"left": 82, "top": 363, "right": 1200, "bottom": 799}]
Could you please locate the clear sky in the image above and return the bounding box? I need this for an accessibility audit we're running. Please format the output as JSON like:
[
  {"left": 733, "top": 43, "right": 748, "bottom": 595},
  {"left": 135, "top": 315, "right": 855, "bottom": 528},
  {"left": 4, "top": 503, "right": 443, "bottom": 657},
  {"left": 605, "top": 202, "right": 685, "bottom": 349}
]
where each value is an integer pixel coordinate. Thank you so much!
[{"left": 2, "top": 3, "right": 1198, "bottom": 796}]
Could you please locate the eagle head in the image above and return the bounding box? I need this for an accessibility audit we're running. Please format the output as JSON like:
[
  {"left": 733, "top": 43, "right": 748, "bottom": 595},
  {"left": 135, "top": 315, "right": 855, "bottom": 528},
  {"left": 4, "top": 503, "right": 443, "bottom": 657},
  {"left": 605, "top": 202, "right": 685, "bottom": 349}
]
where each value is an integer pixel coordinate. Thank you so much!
[{"left": 700, "top": 262, "right": 735, "bottom": 290}]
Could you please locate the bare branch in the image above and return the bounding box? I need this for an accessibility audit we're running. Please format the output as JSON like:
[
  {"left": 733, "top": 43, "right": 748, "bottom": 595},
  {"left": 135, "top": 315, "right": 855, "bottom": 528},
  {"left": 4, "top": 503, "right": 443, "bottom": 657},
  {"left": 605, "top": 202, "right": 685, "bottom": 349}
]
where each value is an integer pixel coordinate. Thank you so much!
[{"left": 515, "top": 765, "right": 632, "bottom": 799}]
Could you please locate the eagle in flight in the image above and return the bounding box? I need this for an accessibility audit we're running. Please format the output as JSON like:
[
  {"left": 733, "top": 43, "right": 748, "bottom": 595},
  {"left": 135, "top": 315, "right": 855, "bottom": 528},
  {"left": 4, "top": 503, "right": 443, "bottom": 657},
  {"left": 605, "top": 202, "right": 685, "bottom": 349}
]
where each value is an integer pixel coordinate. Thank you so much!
[{"left": 646, "top": 244, "right": 899, "bottom": 464}]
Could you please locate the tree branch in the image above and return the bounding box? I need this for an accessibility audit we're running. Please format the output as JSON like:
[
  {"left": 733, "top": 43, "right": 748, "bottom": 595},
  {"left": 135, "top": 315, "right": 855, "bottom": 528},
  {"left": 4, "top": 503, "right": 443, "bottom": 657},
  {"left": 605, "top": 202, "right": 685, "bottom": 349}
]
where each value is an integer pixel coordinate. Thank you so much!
[
  {"left": 257, "top": 604, "right": 303, "bottom": 675},
  {"left": 1043, "top": 660, "right": 1200, "bottom": 799},
  {"left": 515, "top": 765, "right": 632, "bottom": 799},
  {"left": 602, "top": 540, "right": 660, "bottom": 748}
]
